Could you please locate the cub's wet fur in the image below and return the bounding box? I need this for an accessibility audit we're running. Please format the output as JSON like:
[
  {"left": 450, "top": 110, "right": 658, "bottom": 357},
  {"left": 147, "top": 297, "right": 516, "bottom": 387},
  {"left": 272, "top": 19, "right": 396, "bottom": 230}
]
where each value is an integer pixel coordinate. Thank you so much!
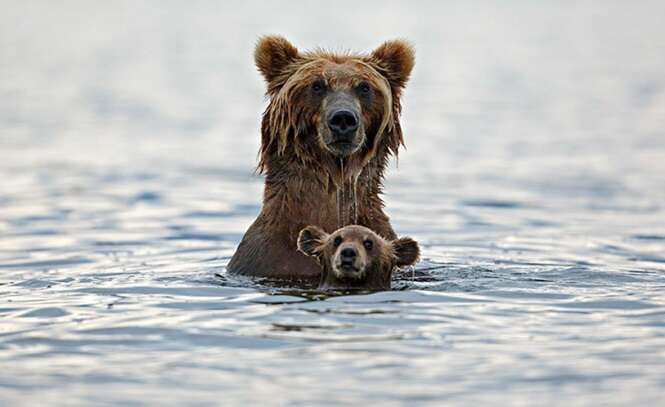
[{"left": 297, "top": 225, "right": 420, "bottom": 290}]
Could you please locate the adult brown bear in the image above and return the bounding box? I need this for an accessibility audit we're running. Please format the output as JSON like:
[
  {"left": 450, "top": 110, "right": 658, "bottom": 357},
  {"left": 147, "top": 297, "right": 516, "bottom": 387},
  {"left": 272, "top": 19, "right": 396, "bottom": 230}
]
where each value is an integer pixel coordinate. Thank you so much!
[{"left": 228, "top": 35, "right": 414, "bottom": 282}]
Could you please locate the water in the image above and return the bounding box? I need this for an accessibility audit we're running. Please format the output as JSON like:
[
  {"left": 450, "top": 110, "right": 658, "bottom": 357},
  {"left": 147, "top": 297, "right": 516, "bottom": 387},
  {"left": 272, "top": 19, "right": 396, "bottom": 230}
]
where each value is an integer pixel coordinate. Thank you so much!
[
  {"left": 335, "top": 158, "right": 361, "bottom": 227},
  {"left": 2, "top": 1, "right": 665, "bottom": 405}
]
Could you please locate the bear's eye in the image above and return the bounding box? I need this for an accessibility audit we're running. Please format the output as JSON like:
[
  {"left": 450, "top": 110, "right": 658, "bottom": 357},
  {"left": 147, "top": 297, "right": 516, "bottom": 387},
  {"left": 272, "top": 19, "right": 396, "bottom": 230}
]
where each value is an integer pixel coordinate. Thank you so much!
[
  {"left": 311, "top": 80, "right": 326, "bottom": 94},
  {"left": 358, "top": 82, "right": 371, "bottom": 94},
  {"left": 363, "top": 239, "right": 373, "bottom": 251},
  {"left": 333, "top": 236, "right": 343, "bottom": 247}
]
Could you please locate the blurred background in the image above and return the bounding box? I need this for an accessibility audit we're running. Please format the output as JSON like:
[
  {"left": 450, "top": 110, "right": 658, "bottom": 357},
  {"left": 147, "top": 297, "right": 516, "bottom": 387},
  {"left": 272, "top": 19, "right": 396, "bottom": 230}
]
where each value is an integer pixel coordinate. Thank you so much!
[{"left": 1, "top": 1, "right": 665, "bottom": 406}]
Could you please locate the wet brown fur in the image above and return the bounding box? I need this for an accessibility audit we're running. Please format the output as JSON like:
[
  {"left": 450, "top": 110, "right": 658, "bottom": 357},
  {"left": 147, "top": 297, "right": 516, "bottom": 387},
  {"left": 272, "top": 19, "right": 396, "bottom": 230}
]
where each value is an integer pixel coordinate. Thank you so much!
[
  {"left": 228, "top": 36, "right": 415, "bottom": 281},
  {"left": 297, "top": 225, "right": 420, "bottom": 290}
]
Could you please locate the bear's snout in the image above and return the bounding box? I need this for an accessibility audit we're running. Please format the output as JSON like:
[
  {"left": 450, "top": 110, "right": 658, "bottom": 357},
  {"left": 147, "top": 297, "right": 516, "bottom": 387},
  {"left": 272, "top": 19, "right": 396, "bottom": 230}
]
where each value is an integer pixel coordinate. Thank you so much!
[
  {"left": 328, "top": 110, "right": 359, "bottom": 140},
  {"left": 333, "top": 243, "right": 367, "bottom": 280},
  {"left": 339, "top": 247, "right": 358, "bottom": 264},
  {"left": 319, "top": 90, "right": 365, "bottom": 156}
]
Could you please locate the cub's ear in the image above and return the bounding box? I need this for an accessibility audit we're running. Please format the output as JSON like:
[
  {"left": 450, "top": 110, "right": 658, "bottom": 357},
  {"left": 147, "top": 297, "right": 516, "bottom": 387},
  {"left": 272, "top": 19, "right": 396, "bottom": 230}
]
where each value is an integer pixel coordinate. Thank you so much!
[
  {"left": 392, "top": 237, "right": 420, "bottom": 267},
  {"left": 297, "top": 226, "right": 328, "bottom": 257},
  {"left": 255, "top": 35, "right": 300, "bottom": 86},
  {"left": 369, "top": 39, "right": 415, "bottom": 91}
]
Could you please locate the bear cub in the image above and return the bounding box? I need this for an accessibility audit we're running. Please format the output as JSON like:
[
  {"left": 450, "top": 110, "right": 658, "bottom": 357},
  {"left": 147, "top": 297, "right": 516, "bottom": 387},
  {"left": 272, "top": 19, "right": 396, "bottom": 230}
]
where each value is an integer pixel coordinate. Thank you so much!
[{"left": 297, "top": 225, "right": 420, "bottom": 291}]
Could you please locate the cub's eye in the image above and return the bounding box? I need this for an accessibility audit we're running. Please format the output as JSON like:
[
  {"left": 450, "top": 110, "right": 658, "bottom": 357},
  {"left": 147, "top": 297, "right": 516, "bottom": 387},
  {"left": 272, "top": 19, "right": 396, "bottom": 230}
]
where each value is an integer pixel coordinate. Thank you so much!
[
  {"left": 363, "top": 239, "right": 373, "bottom": 251},
  {"left": 358, "top": 82, "right": 371, "bottom": 94},
  {"left": 311, "top": 81, "right": 326, "bottom": 94},
  {"left": 333, "top": 236, "right": 343, "bottom": 247}
]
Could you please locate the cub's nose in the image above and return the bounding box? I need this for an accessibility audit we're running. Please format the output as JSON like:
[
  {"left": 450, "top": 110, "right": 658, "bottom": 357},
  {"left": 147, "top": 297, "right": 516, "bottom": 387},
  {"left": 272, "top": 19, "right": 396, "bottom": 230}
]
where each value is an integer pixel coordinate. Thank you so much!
[
  {"left": 328, "top": 110, "right": 359, "bottom": 138},
  {"left": 340, "top": 247, "right": 357, "bottom": 261}
]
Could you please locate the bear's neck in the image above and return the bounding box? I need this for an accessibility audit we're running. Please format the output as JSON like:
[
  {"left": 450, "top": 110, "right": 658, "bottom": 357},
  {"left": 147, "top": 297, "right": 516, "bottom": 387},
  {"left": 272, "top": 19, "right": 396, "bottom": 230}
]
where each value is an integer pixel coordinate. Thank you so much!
[{"left": 260, "top": 155, "right": 383, "bottom": 240}]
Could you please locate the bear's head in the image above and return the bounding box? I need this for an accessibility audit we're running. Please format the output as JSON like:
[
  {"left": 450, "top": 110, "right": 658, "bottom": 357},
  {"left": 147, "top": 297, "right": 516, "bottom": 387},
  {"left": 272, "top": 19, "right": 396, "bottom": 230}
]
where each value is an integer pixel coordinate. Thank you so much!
[
  {"left": 254, "top": 35, "right": 415, "bottom": 176},
  {"left": 297, "top": 224, "right": 420, "bottom": 290}
]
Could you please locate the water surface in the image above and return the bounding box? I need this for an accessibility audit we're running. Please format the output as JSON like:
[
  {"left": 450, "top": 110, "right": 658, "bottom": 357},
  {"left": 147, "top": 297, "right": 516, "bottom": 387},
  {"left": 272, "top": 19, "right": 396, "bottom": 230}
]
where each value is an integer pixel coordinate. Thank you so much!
[{"left": 2, "top": 1, "right": 665, "bottom": 405}]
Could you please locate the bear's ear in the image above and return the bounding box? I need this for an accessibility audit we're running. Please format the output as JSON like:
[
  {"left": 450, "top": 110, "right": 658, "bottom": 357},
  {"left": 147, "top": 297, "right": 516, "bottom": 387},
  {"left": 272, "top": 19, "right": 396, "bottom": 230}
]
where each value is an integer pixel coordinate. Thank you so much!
[
  {"left": 369, "top": 39, "right": 415, "bottom": 90},
  {"left": 392, "top": 237, "right": 420, "bottom": 267},
  {"left": 255, "top": 35, "right": 300, "bottom": 86},
  {"left": 297, "top": 226, "right": 328, "bottom": 257}
]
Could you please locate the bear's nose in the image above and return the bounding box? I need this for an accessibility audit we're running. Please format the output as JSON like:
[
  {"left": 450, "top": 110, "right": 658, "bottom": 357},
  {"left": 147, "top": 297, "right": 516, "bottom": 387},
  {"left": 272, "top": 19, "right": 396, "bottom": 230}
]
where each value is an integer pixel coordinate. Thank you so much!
[
  {"left": 328, "top": 110, "right": 359, "bottom": 138},
  {"left": 340, "top": 247, "right": 357, "bottom": 261}
]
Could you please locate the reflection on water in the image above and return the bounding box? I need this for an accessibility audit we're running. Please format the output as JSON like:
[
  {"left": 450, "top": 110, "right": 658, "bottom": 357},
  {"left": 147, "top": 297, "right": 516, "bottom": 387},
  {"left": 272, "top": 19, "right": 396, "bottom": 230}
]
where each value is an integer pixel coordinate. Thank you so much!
[{"left": 1, "top": 1, "right": 665, "bottom": 405}]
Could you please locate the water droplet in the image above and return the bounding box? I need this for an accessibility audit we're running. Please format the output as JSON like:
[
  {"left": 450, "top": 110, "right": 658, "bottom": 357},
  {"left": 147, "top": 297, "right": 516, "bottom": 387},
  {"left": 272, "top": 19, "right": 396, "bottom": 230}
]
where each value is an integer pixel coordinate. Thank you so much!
[{"left": 351, "top": 172, "right": 359, "bottom": 224}]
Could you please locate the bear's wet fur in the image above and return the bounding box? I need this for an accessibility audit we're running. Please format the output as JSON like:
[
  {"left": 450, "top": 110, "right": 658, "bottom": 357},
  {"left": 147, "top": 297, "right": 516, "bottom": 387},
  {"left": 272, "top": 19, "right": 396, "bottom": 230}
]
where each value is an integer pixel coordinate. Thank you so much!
[
  {"left": 297, "top": 225, "right": 420, "bottom": 290},
  {"left": 228, "top": 35, "right": 415, "bottom": 281}
]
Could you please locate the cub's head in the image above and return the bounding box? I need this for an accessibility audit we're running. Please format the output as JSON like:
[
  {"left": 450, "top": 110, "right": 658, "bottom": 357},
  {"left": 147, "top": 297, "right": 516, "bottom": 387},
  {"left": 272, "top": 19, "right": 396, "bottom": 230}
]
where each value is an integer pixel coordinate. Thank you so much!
[
  {"left": 254, "top": 35, "right": 415, "bottom": 172},
  {"left": 297, "top": 225, "right": 420, "bottom": 290}
]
